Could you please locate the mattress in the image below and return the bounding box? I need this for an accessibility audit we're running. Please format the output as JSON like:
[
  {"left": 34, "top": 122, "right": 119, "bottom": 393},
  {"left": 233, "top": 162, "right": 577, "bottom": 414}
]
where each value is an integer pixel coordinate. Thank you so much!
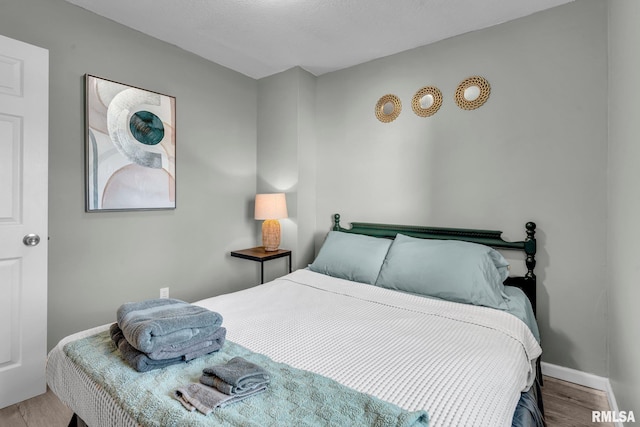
[{"left": 47, "top": 269, "right": 541, "bottom": 427}]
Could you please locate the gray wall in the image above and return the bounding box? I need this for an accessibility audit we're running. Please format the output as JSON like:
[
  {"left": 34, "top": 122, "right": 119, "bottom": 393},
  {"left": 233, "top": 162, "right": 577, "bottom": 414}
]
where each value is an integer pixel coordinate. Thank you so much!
[
  {"left": 1, "top": 0, "right": 260, "bottom": 350},
  {"left": 314, "top": 0, "right": 609, "bottom": 376},
  {"left": 256, "top": 67, "right": 318, "bottom": 280},
  {"left": 608, "top": 0, "right": 640, "bottom": 415}
]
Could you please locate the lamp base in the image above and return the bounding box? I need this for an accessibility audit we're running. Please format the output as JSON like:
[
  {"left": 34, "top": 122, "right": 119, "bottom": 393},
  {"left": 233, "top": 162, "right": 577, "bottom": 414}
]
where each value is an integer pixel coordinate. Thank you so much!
[{"left": 262, "top": 219, "right": 281, "bottom": 251}]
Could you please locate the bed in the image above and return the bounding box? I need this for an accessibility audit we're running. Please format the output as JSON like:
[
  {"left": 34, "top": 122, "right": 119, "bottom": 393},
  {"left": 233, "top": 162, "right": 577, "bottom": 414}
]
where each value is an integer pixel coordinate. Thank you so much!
[{"left": 47, "top": 214, "right": 544, "bottom": 427}]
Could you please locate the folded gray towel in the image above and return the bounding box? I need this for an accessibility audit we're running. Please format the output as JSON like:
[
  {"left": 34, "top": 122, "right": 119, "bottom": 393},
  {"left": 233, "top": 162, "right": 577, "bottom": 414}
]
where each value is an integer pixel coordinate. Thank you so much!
[
  {"left": 201, "top": 356, "right": 270, "bottom": 395},
  {"left": 109, "top": 323, "right": 184, "bottom": 372},
  {"left": 199, "top": 373, "right": 270, "bottom": 396},
  {"left": 117, "top": 298, "right": 223, "bottom": 353},
  {"left": 110, "top": 323, "right": 226, "bottom": 363},
  {"left": 174, "top": 383, "right": 267, "bottom": 415},
  {"left": 148, "top": 326, "right": 226, "bottom": 361}
]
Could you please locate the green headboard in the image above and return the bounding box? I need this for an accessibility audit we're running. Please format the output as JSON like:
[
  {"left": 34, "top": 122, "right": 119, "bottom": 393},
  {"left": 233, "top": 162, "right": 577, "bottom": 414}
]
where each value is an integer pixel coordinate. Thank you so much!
[{"left": 332, "top": 213, "right": 538, "bottom": 314}]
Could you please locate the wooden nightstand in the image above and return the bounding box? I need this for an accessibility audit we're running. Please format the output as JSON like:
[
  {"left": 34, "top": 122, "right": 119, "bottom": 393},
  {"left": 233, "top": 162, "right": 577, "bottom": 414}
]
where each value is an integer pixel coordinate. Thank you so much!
[{"left": 230, "top": 247, "right": 292, "bottom": 284}]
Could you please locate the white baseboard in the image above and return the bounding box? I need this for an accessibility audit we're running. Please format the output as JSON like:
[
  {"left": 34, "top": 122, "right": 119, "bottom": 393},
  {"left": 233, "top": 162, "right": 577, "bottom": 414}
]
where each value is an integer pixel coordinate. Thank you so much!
[
  {"left": 541, "top": 362, "right": 610, "bottom": 391},
  {"left": 541, "top": 362, "right": 621, "bottom": 426}
]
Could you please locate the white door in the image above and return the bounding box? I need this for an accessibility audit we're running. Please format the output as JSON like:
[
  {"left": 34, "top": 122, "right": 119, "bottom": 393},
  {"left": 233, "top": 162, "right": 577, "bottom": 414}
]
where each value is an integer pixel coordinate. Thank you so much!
[{"left": 0, "top": 34, "right": 49, "bottom": 409}]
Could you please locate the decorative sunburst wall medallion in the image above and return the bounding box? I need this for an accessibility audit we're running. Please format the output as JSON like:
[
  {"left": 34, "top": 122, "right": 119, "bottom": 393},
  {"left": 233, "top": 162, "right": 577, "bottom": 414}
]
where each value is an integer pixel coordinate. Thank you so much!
[
  {"left": 454, "top": 76, "right": 491, "bottom": 110},
  {"left": 375, "top": 94, "right": 402, "bottom": 123},
  {"left": 412, "top": 86, "right": 443, "bottom": 117}
]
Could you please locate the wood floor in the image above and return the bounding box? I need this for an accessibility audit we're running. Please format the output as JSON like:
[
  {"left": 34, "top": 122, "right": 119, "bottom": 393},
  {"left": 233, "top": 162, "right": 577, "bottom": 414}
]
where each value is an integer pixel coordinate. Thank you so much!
[
  {"left": 0, "top": 388, "right": 72, "bottom": 427},
  {"left": 541, "top": 376, "right": 613, "bottom": 427},
  {"left": 0, "top": 376, "right": 612, "bottom": 427}
]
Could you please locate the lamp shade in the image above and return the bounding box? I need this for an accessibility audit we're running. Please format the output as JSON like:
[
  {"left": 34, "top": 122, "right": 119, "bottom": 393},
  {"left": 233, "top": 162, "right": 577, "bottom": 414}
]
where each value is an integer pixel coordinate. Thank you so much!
[{"left": 254, "top": 193, "right": 288, "bottom": 220}]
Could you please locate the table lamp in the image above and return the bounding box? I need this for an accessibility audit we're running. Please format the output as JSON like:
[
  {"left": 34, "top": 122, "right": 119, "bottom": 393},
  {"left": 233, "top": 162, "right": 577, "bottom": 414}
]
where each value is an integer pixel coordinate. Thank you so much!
[{"left": 254, "top": 193, "right": 288, "bottom": 251}]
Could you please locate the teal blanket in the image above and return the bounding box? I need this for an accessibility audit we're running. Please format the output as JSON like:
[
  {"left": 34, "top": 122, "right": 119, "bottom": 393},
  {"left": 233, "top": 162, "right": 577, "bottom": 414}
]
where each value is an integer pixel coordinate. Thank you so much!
[{"left": 64, "top": 331, "right": 429, "bottom": 427}]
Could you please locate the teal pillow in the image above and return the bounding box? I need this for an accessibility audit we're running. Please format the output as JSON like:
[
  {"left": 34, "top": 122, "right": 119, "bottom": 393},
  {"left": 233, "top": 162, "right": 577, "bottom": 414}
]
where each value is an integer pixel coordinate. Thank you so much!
[
  {"left": 309, "top": 231, "right": 392, "bottom": 284},
  {"left": 374, "top": 234, "right": 510, "bottom": 309}
]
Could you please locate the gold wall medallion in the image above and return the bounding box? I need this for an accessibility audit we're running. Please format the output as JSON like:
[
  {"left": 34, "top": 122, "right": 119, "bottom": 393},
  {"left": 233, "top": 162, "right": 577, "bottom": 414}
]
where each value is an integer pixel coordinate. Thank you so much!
[
  {"left": 412, "top": 86, "right": 443, "bottom": 117},
  {"left": 375, "top": 94, "right": 402, "bottom": 123},
  {"left": 455, "top": 76, "right": 491, "bottom": 110}
]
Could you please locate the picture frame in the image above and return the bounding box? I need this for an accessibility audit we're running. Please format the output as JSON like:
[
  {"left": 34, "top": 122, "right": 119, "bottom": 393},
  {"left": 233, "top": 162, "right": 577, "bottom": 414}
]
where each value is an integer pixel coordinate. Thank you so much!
[{"left": 85, "top": 74, "right": 176, "bottom": 211}]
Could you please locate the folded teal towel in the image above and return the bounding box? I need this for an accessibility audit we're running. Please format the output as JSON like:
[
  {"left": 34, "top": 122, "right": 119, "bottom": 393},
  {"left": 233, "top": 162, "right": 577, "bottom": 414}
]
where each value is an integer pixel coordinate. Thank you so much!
[
  {"left": 201, "top": 356, "right": 270, "bottom": 395},
  {"left": 117, "top": 298, "right": 223, "bottom": 353}
]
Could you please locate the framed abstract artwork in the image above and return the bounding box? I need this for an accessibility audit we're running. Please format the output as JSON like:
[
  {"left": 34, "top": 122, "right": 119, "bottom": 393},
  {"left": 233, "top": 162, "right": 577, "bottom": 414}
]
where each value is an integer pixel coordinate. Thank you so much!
[{"left": 85, "top": 74, "right": 176, "bottom": 211}]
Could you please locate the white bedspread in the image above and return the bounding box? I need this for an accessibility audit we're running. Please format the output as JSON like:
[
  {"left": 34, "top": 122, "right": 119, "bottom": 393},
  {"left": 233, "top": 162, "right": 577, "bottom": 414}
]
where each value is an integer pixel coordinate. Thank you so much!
[
  {"left": 47, "top": 269, "right": 541, "bottom": 427},
  {"left": 195, "top": 270, "right": 541, "bottom": 427}
]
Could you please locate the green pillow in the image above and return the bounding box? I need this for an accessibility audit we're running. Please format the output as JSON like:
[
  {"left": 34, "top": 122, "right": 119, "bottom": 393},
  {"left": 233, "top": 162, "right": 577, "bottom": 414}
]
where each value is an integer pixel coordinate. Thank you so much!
[
  {"left": 309, "top": 231, "right": 392, "bottom": 284},
  {"left": 375, "top": 234, "right": 510, "bottom": 309}
]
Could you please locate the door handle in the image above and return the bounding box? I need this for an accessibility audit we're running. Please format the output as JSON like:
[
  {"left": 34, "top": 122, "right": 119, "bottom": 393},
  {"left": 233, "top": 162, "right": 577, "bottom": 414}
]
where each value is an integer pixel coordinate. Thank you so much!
[{"left": 23, "top": 234, "right": 41, "bottom": 246}]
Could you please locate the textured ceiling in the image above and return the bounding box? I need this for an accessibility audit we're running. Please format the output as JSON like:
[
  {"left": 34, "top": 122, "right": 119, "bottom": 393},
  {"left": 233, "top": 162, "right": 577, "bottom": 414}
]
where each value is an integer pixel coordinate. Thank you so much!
[{"left": 64, "top": 0, "right": 573, "bottom": 79}]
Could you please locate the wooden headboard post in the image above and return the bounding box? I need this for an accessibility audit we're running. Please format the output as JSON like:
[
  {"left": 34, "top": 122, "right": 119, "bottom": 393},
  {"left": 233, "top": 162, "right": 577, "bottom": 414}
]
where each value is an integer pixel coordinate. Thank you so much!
[
  {"left": 524, "top": 222, "right": 537, "bottom": 283},
  {"left": 517, "top": 221, "right": 537, "bottom": 314},
  {"left": 332, "top": 213, "right": 538, "bottom": 314},
  {"left": 332, "top": 214, "right": 343, "bottom": 232}
]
